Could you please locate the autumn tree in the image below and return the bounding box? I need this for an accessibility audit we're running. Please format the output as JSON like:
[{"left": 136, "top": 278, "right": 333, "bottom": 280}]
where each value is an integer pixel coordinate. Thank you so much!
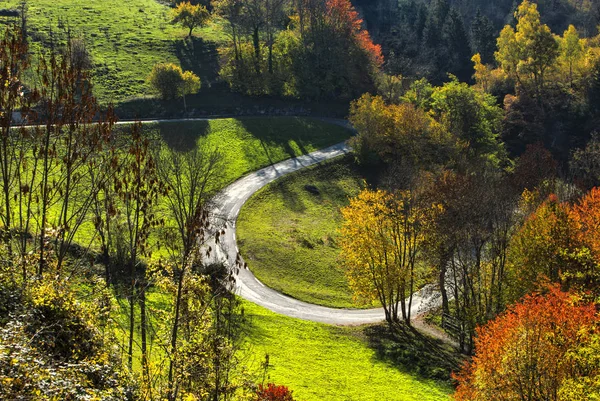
[
  {"left": 454, "top": 286, "right": 599, "bottom": 401},
  {"left": 348, "top": 93, "right": 456, "bottom": 168},
  {"left": 155, "top": 142, "right": 224, "bottom": 400},
  {"left": 0, "top": 24, "right": 36, "bottom": 270},
  {"left": 507, "top": 194, "right": 581, "bottom": 302},
  {"left": 255, "top": 383, "right": 295, "bottom": 401},
  {"left": 425, "top": 166, "right": 520, "bottom": 351},
  {"left": 495, "top": 0, "right": 559, "bottom": 99},
  {"left": 340, "top": 189, "right": 432, "bottom": 324},
  {"left": 172, "top": 1, "right": 210, "bottom": 37},
  {"left": 30, "top": 38, "right": 117, "bottom": 277},
  {"left": 113, "top": 123, "right": 166, "bottom": 381},
  {"left": 148, "top": 63, "right": 201, "bottom": 102},
  {"left": 568, "top": 187, "right": 600, "bottom": 295},
  {"left": 560, "top": 25, "right": 585, "bottom": 88}
]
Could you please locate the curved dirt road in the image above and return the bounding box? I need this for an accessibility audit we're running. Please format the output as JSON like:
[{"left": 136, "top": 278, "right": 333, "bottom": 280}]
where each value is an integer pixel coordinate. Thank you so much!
[{"left": 208, "top": 140, "right": 442, "bottom": 325}]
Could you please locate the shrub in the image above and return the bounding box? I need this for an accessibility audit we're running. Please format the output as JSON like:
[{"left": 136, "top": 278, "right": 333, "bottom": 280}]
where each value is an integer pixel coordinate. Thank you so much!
[
  {"left": 255, "top": 383, "right": 295, "bottom": 401},
  {"left": 148, "top": 63, "right": 201, "bottom": 100}
]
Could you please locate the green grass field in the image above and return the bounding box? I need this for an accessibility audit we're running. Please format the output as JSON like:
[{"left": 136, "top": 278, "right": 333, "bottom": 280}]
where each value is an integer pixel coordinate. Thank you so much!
[
  {"left": 237, "top": 156, "right": 368, "bottom": 308},
  {"left": 69, "top": 117, "right": 353, "bottom": 249},
  {"left": 2, "top": 0, "right": 225, "bottom": 104},
  {"left": 0, "top": 0, "right": 351, "bottom": 118},
  {"left": 110, "top": 290, "right": 453, "bottom": 401},
  {"left": 243, "top": 300, "right": 453, "bottom": 401}
]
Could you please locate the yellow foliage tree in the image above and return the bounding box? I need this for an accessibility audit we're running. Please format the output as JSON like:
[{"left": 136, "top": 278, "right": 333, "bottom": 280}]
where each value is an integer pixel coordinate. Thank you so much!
[
  {"left": 172, "top": 1, "right": 210, "bottom": 37},
  {"left": 339, "top": 189, "right": 433, "bottom": 324},
  {"left": 495, "top": 0, "right": 559, "bottom": 98}
]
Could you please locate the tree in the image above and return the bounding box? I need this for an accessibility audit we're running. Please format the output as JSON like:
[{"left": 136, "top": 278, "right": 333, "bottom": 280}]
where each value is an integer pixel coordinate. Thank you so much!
[
  {"left": 571, "top": 133, "right": 600, "bottom": 189},
  {"left": 155, "top": 142, "right": 223, "bottom": 400},
  {"left": 33, "top": 38, "right": 112, "bottom": 277},
  {"left": 430, "top": 78, "right": 504, "bottom": 161},
  {"left": 113, "top": 123, "right": 166, "bottom": 378},
  {"left": 495, "top": 0, "right": 559, "bottom": 99},
  {"left": 442, "top": 8, "right": 472, "bottom": 82},
  {"left": 471, "top": 10, "right": 496, "bottom": 65},
  {"left": 349, "top": 93, "right": 456, "bottom": 168},
  {"left": 0, "top": 25, "right": 33, "bottom": 264},
  {"left": 425, "top": 166, "right": 519, "bottom": 352},
  {"left": 148, "top": 63, "right": 200, "bottom": 103},
  {"left": 181, "top": 70, "right": 201, "bottom": 111},
  {"left": 560, "top": 24, "right": 585, "bottom": 88},
  {"left": 568, "top": 187, "right": 600, "bottom": 294},
  {"left": 255, "top": 383, "right": 295, "bottom": 401},
  {"left": 454, "top": 286, "right": 599, "bottom": 401},
  {"left": 339, "top": 189, "right": 432, "bottom": 324},
  {"left": 507, "top": 194, "right": 581, "bottom": 301},
  {"left": 172, "top": 1, "right": 210, "bottom": 37}
]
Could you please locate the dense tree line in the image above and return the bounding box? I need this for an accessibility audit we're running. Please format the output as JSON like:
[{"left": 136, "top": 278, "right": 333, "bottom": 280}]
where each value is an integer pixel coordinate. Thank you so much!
[
  {"left": 342, "top": 0, "right": 600, "bottom": 358},
  {"left": 357, "top": 0, "right": 600, "bottom": 84},
  {"left": 214, "top": 0, "right": 382, "bottom": 99}
]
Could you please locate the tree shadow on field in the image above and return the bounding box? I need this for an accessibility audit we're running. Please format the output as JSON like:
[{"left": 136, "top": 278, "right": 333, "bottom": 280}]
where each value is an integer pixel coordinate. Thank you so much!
[
  {"left": 156, "top": 120, "right": 209, "bottom": 152},
  {"left": 174, "top": 37, "right": 221, "bottom": 89},
  {"left": 363, "top": 323, "right": 464, "bottom": 384},
  {"left": 238, "top": 117, "right": 313, "bottom": 163}
]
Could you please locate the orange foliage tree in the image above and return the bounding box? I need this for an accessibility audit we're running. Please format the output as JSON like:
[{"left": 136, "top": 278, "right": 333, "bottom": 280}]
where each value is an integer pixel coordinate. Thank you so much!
[
  {"left": 255, "top": 383, "right": 294, "bottom": 401},
  {"left": 454, "top": 286, "right": 599, "bottom": 401},
  {"left": 569, "top": 187, "right": 600, "bottom": 293}
]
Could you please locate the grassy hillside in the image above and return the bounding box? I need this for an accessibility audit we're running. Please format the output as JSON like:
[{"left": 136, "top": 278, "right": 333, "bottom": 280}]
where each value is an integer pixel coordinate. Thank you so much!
[
  {"left": 70, "top": 117, "right": 353, "bottom": 248},
  {"left": 112, "top": 290, "right": 454, "bottom": 401},
  {"left": 243, "top": 300, "right": 453, "bottom": 401},
  {"left": 237, "top": 156, "right": 368, "bottom": 308},
  {"left": 2, "top": 0, "right": 224, "bottom": 104},
  {"left": 1, "top": 0, "right": 349, "bottom": 117}
]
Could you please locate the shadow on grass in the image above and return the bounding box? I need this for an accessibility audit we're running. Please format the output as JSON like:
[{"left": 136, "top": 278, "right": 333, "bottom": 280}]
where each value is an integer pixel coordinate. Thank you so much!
[
  {"left": 363, "top": 323, "right": 465, "bottom": 383},
  {"left": 113, "top": 89, "right": 350, "bottom": 121},
  {"left": 155, "top": 120, "right": 210, "bottom": 152},
  {"left": 173, "top": 37, "right": 221, "bottom": 88}
]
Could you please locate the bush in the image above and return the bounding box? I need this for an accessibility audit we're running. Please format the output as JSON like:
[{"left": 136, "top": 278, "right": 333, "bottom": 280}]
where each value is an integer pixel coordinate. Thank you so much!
[
  {"left": 148, "top": 63, "right": 201, "bottom": 100},
  {"left": 148, "top": 63, "right": 184, "bottom": 99},
  {"left": 0, "top": 276, "right": 137, "bottom": 400},
  {"left": 255, "top": 383, "right": 295, "bottom": 401}
]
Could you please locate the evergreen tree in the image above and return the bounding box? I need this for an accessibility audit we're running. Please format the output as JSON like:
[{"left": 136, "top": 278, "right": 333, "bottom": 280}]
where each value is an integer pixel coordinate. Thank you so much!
[
  {"left": 471, "top": 9, "right": 496, "bottom": 64},
  {"left": 443, "top": 8, "right": 473, "bottom": 82}
]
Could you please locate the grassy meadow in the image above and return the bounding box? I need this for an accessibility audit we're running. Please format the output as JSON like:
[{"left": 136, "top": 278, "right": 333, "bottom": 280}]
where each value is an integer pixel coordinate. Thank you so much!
[
  {"left": 2, "top": 0, "right": 225, "bottom": 104},
  {"left": 70, "top": 117, "right": 353, "bottom": 249},
  {"left": 237, "top": 156, "right": 369, "bottom": 308},
  {"left": 243, "top": 300, "right": 453, "bottom": 401}
]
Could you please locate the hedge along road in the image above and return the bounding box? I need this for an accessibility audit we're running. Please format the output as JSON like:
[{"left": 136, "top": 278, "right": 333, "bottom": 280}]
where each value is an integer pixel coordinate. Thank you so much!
[{"left": 207, "top": 121, "right": 443, "bottom": 325}]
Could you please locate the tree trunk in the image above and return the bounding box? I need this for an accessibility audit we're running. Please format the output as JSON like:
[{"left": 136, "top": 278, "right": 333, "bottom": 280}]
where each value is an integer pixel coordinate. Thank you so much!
[
  {"left": 268, "top": 32, "right": 274, "bottom": 74},
  {"left": 128, "top": 259, "right": 136, "bottom": 370},
  {"left": 140, "top": 278, "right": 149, "bottom": 383},
  {"left": 253, "top": 26, "right": 260, "bottom": 74},
  {"left": 168, "top": 261, "right": 186, "bottom": 400},
  {"left": 439, "top": 251, "right": 450, "bottom": 315}
]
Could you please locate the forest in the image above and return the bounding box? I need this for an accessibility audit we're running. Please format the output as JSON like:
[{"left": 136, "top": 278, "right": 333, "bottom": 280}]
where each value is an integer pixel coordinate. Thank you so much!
[{"left": 0, "top": 0, "right": 599, "bottom": 400}]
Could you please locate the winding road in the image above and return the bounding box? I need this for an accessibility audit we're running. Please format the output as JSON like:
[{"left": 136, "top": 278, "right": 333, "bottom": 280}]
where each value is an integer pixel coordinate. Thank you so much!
[{"left": 207, "top": 123, "right": 443, "bottom": 325}]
